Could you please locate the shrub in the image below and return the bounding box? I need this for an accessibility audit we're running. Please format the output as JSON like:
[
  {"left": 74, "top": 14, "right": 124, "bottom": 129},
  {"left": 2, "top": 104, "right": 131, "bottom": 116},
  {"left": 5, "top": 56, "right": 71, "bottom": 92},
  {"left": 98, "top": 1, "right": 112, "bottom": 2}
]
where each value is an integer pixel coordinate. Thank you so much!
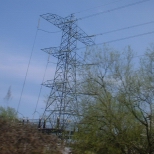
[{"left": 0, "top": 118, "right": 62, "bottom": 154}]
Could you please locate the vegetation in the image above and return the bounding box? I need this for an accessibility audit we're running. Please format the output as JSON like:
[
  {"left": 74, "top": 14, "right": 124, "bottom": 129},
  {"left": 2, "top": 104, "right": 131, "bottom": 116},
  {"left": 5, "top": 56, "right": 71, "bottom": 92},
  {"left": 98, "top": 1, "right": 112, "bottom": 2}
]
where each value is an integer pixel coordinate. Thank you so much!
[
  {"left": 1, "top": 44, "right": 154, "bottom": 154},
  {"left": 0, "top": 117, "right": 62, "bottom": 154},
  {"left": 71, "top": 45, "right": 154, "bottom": 154},
  {"left": 0, "top": 106, "right": 18, "bottom": 120}
]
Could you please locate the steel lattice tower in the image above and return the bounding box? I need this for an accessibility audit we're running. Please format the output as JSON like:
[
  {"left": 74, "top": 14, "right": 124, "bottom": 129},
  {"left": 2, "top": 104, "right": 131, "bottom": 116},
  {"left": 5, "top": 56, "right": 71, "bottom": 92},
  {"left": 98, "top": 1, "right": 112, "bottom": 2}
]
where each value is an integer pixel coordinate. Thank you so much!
[{"left": 41, "top": 13, "right": 94, "bottom": 130}]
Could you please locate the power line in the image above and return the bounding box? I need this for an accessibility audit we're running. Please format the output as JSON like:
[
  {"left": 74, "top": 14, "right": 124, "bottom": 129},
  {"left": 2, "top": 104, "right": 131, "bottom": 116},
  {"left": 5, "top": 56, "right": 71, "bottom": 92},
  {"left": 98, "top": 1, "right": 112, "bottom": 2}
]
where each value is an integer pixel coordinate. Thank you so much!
[
  {"left": 98, "top": 30, "right": 154, "bottom": 45},
  {"left": 76, "top": 53, "right": 147, "bottom": 82},
  {"left": 78, "top": 0, "right": 150, "bottom": 21},
  {"left": 76, "top": 30, "right": 154, "bottom": 64},
  {"left": 38, "top": 28, "right": 61, "bottom": 34},
  {"left": 17, "top": 28, "right": 39, "bottom": 113},
  {"left": 92, "top": 20, "right": 154, "bottom": 37},
  {"left": 76, "top": 50, "right": 146, "bottom": 68},
  {"left": 73, "top": 0, "right": 123, "bottom": 14},
  {"left": 77, "top": 30, "right": 154, "bottom": 50},
  {"left": 38, "top": 10, "right": 154, "bottom": 40},
  {"left": 17, "top": 19, "right": 40, "bottom": 114},
  {"left": 38, "top": 17, "right": 61, "bottom": 34},
  {"left": 48, "top": 61, "right": 58, "bottom": 64},
  {"left": 37, "top": 1, "right": 151, "bottom": 38},
  {"left": 84, "top": 29, "right": 152, "bottom": 64},
  {"left": 33, "top": 55, "right": 50, "bottom": 119}
]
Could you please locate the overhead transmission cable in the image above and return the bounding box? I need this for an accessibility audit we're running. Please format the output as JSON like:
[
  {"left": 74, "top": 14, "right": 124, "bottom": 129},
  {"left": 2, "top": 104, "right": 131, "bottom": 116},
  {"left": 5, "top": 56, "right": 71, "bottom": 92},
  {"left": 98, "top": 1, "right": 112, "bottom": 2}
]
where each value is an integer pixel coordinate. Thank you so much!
[
  {"left": 92, "top": 20, "right": 154, "bottom": 37},
  {"left": 35, "top": 3, "right": 153, "bottom": 36},
  {"left": 76, "top": 53, "right": 147, "bottom": 78},
  {"left": 38, "top": 28, "right": 61, "bottom": 34},
  {"left": 95, "top": 30, "right": 154, "bottom": 46},
  {"left": 16, "top": 18, "right": 40, "bottom": 114},
  {"left": 78, "top": 0, "right": 150, "bottom": 21},
  {"left": 76, "top": 30, "right": 154, "bottom": 65},
  {"left": 33, "top": 1, "right": 150, "bottom": 35},
  {"left": 77, "top": 30, "right": 154, "bottom": 50},
  {"left": 33, "top": 55, "right": 50, "bottom": 119},
  {"left": 72, "top": 0, "right": 123, "bottom": 14},
  {"left": 76, "top": 47, "right": 146, "bottom": 71}
]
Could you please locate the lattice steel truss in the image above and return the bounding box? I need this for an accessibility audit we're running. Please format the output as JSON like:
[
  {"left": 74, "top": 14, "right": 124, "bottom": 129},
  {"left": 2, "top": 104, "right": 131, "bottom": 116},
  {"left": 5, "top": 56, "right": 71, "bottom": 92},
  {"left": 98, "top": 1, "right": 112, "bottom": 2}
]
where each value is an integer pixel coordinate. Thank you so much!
[{"left": 41, "top": 13, "right": 94, "bottom": 130}]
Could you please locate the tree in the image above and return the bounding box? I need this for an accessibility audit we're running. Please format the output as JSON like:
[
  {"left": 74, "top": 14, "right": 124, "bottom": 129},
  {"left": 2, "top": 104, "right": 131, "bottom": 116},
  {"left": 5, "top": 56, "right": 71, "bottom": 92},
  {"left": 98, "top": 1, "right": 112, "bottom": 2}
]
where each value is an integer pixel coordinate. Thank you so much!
[
  {"left": 72, "top": 45, "right": 154, "bottom": 154},
  {"left": 0, "top": 106, "right": 18, "bottom": 120}
]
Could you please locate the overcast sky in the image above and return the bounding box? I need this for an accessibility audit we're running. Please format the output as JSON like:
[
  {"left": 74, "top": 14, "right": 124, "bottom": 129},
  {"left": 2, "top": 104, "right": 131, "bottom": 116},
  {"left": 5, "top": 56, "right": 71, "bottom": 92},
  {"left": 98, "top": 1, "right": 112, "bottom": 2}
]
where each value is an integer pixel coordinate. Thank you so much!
[{"left": 0, "top": 0, "right": 154, "bottom": 119}]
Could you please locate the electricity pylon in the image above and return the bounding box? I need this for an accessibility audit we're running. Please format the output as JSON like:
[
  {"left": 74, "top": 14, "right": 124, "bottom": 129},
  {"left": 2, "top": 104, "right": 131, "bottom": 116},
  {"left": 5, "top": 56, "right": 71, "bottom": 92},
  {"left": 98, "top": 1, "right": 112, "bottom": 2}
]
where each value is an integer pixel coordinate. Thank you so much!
[{"left": 41, "top": 13, "right": 94, "bottom": 130}]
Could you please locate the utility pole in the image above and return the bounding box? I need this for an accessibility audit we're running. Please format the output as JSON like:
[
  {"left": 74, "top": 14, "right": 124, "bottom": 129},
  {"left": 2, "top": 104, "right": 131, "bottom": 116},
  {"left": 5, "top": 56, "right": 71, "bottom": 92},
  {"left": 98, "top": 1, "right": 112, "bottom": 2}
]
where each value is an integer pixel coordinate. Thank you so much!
[{"left": 41, "top": 13, "right": 94, "bottom": 131}]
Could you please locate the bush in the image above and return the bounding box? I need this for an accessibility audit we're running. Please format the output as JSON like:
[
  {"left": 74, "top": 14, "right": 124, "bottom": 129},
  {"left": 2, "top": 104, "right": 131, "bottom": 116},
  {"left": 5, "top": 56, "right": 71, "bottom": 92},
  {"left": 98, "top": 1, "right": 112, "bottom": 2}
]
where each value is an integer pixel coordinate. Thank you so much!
[{"left": 0, "top": 118, "right": 62, "bottom": 154}]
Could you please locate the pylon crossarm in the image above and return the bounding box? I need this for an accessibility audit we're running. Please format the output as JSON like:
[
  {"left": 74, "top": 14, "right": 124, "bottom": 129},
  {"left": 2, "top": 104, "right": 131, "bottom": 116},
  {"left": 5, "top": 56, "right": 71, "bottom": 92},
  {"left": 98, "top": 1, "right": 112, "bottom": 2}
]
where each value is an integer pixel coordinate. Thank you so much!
[
  {"left": 42, "top": 80, "right": 53, "bottom": 88},
  {"left": 40, "top": 13, "right": 65, "bottom": 29},
  {"left": 40, "top": 13, "right": 95, "bottom": 46},
  {"left": 41, "top": 47, "right": 61, "bottom": 57},
  {"left": 74, "top": 27, "right": 95, "bottom": 45}
]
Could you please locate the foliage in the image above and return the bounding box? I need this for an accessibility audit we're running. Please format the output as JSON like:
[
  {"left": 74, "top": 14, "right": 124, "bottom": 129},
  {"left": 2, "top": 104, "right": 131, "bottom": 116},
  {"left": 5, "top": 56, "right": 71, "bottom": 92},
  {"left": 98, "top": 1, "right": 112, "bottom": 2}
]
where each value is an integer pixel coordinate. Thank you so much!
[
  {"left": 0, "top": 118, "right": 62, "bottom": 154},
  {"left": 0, "top": 106, "right": 18, "bottom": 120},
  {"left": 71, "top": 45, "right": 154, "bottom": 154}
]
